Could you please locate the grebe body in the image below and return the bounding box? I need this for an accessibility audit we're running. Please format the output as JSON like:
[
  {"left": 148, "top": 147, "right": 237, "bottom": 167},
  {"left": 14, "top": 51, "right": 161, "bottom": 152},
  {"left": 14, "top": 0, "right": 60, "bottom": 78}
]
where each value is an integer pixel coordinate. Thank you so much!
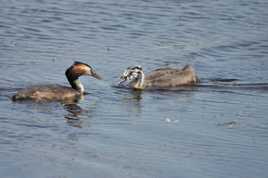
[
  {"left": 12, "top": 61, "right": 101, "bottom": 102},
  {"left": 119, "top": 65, "right": 199, "bottom": 90}
]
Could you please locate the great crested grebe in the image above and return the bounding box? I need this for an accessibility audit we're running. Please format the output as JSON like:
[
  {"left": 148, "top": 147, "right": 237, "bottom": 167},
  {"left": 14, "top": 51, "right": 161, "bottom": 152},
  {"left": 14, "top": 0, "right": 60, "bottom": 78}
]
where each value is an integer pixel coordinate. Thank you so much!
[
  {"left": 12, "top": 61, "right": 102, "bottom": 102},
  {"left": 119, "top": 64, "right": 199, "bottom": 90}
]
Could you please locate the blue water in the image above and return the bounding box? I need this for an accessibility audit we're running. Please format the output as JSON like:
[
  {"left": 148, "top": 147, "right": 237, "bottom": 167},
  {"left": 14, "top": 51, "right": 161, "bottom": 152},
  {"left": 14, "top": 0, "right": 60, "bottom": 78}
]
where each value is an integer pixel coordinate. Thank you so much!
[{"left": 1, "top": 0, "right": 268, "bottom": 177}]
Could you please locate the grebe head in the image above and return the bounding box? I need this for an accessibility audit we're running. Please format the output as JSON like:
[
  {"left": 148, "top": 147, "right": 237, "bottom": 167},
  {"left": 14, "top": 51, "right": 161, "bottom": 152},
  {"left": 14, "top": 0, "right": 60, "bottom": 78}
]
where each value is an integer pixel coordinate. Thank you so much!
[
  {"left": 67, "top": 61, "right": 102, "bottom": 79},
  {"left": 66, "top": 61, "right": 102, "bottom": 93},
  {"left": 119, "top": 66, "right": 145, "bottom": 89}
]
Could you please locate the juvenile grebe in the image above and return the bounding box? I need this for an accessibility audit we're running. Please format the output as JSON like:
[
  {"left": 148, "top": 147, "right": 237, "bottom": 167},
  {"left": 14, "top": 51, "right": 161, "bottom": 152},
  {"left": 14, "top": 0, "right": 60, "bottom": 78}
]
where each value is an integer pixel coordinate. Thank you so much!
[
  {"left": 119, "top": 65, "right": 199, "bottom": 90},
  {"left": 12, "top": 61, "right": 102, "bottom": 102}
]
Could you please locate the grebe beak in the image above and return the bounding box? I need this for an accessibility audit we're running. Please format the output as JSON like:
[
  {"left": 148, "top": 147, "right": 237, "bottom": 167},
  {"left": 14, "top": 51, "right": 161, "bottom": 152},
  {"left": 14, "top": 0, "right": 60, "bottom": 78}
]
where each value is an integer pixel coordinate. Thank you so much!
[
  {"left": 118, "top": 75, "right": 127, "bottom": 85},
  {"left": 119, "top": 69, "right": 129, "bottom": 81},
  {"left": 120, "top": 75, "right": 127, "bottom": 80},
  {"left": 90, "top": 70, "right": 102, "bottom": 80}
]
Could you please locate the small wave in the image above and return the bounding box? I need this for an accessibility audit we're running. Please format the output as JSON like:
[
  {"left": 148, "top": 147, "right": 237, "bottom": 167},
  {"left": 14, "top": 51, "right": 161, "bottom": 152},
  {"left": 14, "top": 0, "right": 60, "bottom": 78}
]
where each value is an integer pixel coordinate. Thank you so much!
[
  {"left": 113, "top": 78, "right": 268, "bottom": 93},
  {"left": 200, "top": 80, "right": 268, "bottom": 91}
]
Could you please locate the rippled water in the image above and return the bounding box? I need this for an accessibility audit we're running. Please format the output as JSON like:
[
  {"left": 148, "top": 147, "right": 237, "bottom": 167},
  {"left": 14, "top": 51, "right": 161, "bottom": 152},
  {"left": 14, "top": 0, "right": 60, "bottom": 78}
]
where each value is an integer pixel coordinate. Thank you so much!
[{"left": 1, "top": 0, "right": 268, "bottom": 177}]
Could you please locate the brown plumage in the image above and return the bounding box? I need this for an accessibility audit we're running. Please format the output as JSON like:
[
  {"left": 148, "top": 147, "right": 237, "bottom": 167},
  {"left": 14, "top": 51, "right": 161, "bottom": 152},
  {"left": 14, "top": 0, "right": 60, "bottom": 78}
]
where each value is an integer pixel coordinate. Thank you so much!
[
  {"left": 119, "top": 65, "right": 199, "bottom": 90},
  {"left": 12, "top": 85, "right": 81, "bottom": 102},
  {"left": 145, "top": 65, "right": 199, "bottom": 88}
]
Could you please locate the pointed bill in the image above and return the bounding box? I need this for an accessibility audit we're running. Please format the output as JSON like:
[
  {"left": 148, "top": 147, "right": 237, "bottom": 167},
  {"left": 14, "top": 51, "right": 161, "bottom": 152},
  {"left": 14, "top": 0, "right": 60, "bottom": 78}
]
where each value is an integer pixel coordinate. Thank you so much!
[{"left": 90, "top": 69, "right": 102, "bottom": 80}]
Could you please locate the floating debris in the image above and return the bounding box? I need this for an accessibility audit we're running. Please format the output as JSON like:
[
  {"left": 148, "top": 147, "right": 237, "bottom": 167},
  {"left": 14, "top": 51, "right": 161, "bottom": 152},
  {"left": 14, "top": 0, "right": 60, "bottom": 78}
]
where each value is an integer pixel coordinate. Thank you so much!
[
  {"left": 217, "top": 121, "right": 239, "bottom": 128},
  {"left": 165, "top": 118, "right": 179, "bottom": 123}
]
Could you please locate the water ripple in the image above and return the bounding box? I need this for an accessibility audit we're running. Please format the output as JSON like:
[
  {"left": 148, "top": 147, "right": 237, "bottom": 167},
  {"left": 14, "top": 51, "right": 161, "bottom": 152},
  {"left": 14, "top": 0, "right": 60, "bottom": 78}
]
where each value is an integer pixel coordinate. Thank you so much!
[{"left": 1, "top": 0, "right": 268, "bottom": 177}]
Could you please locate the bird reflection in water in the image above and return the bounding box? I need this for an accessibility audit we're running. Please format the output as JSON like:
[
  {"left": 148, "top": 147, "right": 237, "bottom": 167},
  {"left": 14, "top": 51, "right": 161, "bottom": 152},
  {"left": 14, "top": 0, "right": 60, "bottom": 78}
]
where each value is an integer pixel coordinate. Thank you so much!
[
  {"left": 130, "top": 89, "right": 143, "bottom": 101},
  {"left": 121, "top": 89, "right": 143, "bottom": 116},
  {"left": 63, "top": 103, "right": 87, "bottom": 128}
]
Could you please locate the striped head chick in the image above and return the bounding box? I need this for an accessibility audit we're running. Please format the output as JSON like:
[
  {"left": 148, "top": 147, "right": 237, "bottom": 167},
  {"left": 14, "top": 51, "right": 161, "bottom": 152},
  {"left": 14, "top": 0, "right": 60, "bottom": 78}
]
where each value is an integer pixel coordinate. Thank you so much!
[{"left": 119, "top": 66, "right": 145, "bottom": 90}]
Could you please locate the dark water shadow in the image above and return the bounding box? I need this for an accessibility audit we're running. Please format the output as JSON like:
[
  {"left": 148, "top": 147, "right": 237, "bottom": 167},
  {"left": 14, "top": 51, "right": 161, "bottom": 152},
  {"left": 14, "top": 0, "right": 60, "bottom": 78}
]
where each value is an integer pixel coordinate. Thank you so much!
[
  {"left": 113, "top": 78, "right": 268, "bottom": 95},
  {"left": 217, "top": 121, "right": 239, "bottom": 129},
  {"left": 0, "top": 87, "right": 22, "bottom": 101},
  {"left": 197, "top": 78, "right": 268, "bottom": 96},
  {"left": 63, "top": 103, "right": 87, "bottom": 128}
]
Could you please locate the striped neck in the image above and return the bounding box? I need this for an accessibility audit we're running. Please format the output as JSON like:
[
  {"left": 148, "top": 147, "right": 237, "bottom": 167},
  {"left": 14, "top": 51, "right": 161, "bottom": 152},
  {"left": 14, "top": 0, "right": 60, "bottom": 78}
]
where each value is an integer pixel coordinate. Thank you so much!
[
  {"left": 72, "top": 79, "right": 85, "bottom": 93},
  {"left": 133, "top": 71, "right": 145, "bottom": 89}
]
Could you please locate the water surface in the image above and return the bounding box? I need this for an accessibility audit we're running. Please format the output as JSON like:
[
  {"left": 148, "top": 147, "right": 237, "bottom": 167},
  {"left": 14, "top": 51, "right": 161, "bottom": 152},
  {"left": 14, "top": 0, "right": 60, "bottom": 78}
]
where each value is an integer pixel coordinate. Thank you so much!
[{"left": 1, "top": 0, "right": 268, "bottom": 177}]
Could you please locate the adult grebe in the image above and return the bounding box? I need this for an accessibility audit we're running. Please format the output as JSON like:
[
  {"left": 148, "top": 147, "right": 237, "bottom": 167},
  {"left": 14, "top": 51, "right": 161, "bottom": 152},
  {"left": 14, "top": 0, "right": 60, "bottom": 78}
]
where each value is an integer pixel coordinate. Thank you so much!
[
  {"left": 119, "top": 65, "right": 199, "bottom": 90},
  {"left": 12, "top": 61, "right": 102, "bottom": 102}
]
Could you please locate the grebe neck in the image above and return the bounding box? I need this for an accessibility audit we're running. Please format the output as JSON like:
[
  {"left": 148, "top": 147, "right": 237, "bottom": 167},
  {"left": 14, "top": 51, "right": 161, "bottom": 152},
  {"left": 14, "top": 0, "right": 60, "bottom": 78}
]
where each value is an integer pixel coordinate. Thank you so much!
[
  {"left": 72, "top": 79, "right": 85, "bottom": 93},
  {"left": 133, "top": 71, "right": 145, "bottom": 89},
  {"left": 66, "top": 70, "right": 85, "bottom": 93},
  {"left": 67, "top": 77, "right": 85, "bottom": 93}
]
